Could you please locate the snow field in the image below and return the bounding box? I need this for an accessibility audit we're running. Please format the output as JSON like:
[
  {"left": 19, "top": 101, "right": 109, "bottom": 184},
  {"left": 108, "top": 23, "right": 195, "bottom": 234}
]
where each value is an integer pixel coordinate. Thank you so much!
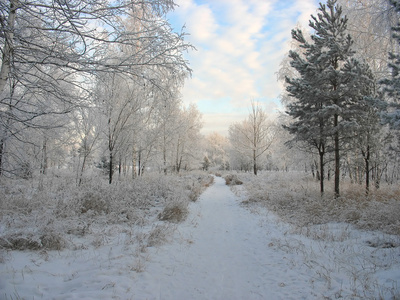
[
  {"left": 0, "top": 172, "right": 399, "bottom": 299},
  {"left": 140, "top": 175, "right": 399, "bottom": 299}
]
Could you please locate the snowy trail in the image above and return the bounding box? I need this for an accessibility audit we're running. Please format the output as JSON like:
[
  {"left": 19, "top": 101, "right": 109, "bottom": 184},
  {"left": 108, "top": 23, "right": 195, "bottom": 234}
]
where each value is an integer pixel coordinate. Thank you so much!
[
  {"left": 2, "top": 176, "right": 399, "bottom": 299},
  {"left": 133, "top": 176, "right": 318, "bottom": 299}
]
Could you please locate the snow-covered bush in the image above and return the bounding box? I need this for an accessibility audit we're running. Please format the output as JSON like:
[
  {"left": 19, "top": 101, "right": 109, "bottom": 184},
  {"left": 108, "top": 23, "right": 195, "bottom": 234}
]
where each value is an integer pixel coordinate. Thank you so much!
[
  {"left": 186, "top": 174, "right": 214, "bottom": 201},
  {"left": 0, "top": 231, "right": 65, "bottom": 251},
  {"left": 158, "top": 198, "right": 189, "bottom": 223},
  {"left": 224, "top": 174, "right": 243, "bottom": 185},
  {"left": 238, "top": 171, "right": 400, "bottom": 235},
  {"left": 0, "top": 172, "right": 213, "bottom": 251}
]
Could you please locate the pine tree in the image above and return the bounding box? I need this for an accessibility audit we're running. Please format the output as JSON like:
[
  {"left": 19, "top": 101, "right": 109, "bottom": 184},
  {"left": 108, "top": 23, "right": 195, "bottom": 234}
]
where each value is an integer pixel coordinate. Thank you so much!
[
  {"left": 285, "top": 0, "right": 376, "bottom": 197},
  {"left": 381, "top": 0, "right": 400, "bottom": 130},
  {"left": 342, "top": 59, "right": 383, "bottom": 194}
]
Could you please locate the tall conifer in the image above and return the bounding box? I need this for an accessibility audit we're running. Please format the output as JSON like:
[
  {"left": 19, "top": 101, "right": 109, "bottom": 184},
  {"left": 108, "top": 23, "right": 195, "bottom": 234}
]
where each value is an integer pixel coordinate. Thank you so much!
[
  {"left": 285, "top": 0, "right": 376, "bottom": 197},
  {"left": 381, "top": 0, "right": 400, "bottom": 129}
]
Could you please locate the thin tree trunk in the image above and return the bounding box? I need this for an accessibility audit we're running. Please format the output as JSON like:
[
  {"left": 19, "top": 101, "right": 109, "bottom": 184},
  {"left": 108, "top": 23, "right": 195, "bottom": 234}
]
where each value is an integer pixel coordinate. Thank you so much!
[
  {"left": 163, "top": 133, "right": 167, "bottom": 175},
  {"left": 118, "top": 157, "right": 122, "bottom": 179},
  {"left": 253, "top": 149, "right": 257, "bottom": 175},
  {"left": 319, "top": 150, "right": 324, "bottom": 195},
  {"left": 362, "top": 144, "right": 370, "bottom": 195},
  {"left": 0, "top": 0, "right": 17, "bottom": 94},
  {"left": 137, "top": 150, "right": 141, "bottom": 177},
  {"left": 40, "top": 139, "right": 48, "bottom": 175},
  {"left": 109, "top": 151, "right": 113, "bottom": 184},
  {"left": 78, "top": 154, "right": 88, "bottom": 186},
  {"left": 132, "top": 144, "right": 137, "bottom": 179},
  {"left": 334, "top": 115, "right": 340, "bottom": 198},
  {"left": 365, "top": 149, "right": 370, "bottom": 195},
  {"left": 175, "top": 138, "right": 181, "bottom": 173},
  {"left": 0, "top": 139, "right": 4, "bottom": 176}
]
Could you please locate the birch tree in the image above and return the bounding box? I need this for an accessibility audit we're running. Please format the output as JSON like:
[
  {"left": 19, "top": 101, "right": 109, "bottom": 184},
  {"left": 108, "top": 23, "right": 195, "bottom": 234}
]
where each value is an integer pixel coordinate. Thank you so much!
[
  {"left": 0, "top": 0, "right": 192, "bottom": 177},
  {"left": 173, "top": 104, "right": 202, "bottom": 172},
  {"left": 95, "top": 71, "right": 146, "bottom": 184},
  {"left": 338, "top": 0, "right": 397, "bottom": 80},
  {"left": 229, "top": 102, "right": 276, "bottom": 175}
]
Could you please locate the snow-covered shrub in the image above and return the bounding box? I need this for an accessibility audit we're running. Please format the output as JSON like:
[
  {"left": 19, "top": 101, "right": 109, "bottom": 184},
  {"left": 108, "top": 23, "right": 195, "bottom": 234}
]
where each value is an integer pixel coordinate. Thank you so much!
[
  {"left": 80, "top": 191, "right": 111, "bottom": 214},
  {"left": 224, "top": 174, "right": 243, "bottom": 185},
  {"left": 187, "top": 174, "right": 214, "bottom": 201},
  {"left": 0, "top": 171, "right": 213, "bottom": 251},
  {"left": 240, "top": 171, "right": 400, "bottom": 235},
  {"left": 158, "top": 198, "right": 189, "bottom": 223},
  {"left": 0, "top": 231, "right": 66, "bottom": 251}
]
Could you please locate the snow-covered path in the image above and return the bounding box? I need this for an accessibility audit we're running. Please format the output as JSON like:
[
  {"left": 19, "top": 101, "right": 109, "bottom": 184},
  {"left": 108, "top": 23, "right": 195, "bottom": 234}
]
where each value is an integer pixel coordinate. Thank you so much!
[
  {"left": 2, "top": 175, "right": 399, "bottom": 299},
  {"left": 132, "top": 176, "right": 319, "bottom": 299}
]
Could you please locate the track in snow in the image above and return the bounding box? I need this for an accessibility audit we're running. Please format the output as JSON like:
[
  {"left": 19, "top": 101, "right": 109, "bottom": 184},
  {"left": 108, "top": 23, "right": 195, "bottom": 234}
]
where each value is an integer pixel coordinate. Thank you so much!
[{"left": 132, "top": 176, "right": 318, "bottom": 299}]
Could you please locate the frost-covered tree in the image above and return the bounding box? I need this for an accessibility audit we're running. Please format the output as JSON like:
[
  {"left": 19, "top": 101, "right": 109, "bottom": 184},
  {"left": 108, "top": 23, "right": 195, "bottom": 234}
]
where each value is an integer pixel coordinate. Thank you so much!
[
  {"left": 381, "top": 0, "right": 400, "bottom": 130},
  {"left": 172, "top": 104, "right": 203, "bottom": 172},
  {"left": 0, "top": 0, "right": 190, "bottom": 95},
  {"left": 285, "top": 0, "right": 377, "bottom": 197},
  {"left": 0, "top": 0, "right": 192, "bottom": 178},
  {"left": 338, "top": 0, "right": 397, "bottom": 80},
  {"left": 95, "top": 71, "right": 146, "bottom": 184},
  {"left": 204, "top": 132, "right": 229, "bottom": 170},
  {"left": 343, "top": 60, "right": 385, "bottom": 193},
  {"left": 229, "top": 101, "right": 276, "bottom": 175}
]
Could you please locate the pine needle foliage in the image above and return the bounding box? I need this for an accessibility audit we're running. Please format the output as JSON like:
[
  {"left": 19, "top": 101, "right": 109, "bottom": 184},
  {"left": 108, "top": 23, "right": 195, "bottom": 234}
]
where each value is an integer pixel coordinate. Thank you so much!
[{"left": 284, "top": 0, "right": 377, "bottom": 197}]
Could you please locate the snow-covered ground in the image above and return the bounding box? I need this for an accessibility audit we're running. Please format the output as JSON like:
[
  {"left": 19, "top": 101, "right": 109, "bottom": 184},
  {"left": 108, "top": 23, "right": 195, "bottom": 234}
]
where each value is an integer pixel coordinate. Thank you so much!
[{"left": 1, "top": 175, "right": 400, "bottom": 299}]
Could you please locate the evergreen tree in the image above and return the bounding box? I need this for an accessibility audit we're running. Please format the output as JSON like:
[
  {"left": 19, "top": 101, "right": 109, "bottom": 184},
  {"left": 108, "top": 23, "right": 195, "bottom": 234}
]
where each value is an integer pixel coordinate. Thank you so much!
[
  {"left": 343, "top": 60, "right": 384, "bottom": 194},
  {"left": 381, "top": 0, "right": 400, "bottom": 130},
  {"left": 285, "top": 0, "right": 376, "bottom": 197}
]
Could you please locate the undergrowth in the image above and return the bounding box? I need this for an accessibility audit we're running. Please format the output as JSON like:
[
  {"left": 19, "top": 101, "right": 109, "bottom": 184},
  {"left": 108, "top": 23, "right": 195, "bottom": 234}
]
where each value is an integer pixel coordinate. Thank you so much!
[
  {"left": 0, "top": 171, "right": 213, "bottom": 252},
  {"left": 239, "top": 171, "right": 400, "bottom": 236},
  {"left": 239, "top": 171, "right": 400, "bottom": 299}
]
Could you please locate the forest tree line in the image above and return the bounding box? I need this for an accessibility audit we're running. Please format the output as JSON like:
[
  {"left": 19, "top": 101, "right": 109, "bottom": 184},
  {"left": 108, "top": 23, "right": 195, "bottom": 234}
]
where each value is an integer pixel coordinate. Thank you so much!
[
  {"left": 226, "top": 0, "right": 400, "bottom": 197},
  {"left": 1, "top": 0, "right": 400, "bottom": 195},
  {"left": 0, "top": 0, "right": 203, "bottom": 184}
]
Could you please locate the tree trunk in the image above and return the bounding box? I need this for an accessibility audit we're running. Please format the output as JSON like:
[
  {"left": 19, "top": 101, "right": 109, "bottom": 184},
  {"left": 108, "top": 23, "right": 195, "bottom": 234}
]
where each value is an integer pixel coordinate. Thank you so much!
[
  {"left": 319, "top": 150, "right": 324, "bottom": 195},
  {"left": 0, "top": 0, "right": 17, "bottom": 94},
  {"left": 132, "top": 145, "right": 137, "bottom": 179},
  {"left": 163, "top": 126, "right": 167, "bottom": 175},
  {"left": 374, "top": 162, "right": 380, "bottom": 189},
  {"left": 163, "top": 140, "right": 167, "bottom": 175},
  {"left": 118, "top": 157, "right": 122, "bottom": 179},
  {"left": 362, "top": 145, "right": 370, "bottom": 195},
  {"left": 346, "top": 158, "right": 353, "bottom": 184},
  {"left": 78, "top": 155, "right": 87, "bottom": 186},
  {"left": 177, "top": 155, "right": 183, "bottom": 173},
  {"left": 137, "top": 150, "right": 142, "bottom": 177},
  {"left": 0, "top": 139, "right": 4, "bottom": 176},
  {"left": 40, "top": 139, "right": 48, "bottom": 175},
  {"left": 175, "top": 139, "right": 182, "bottom": 173},
  {"left": 109, "top": 151, "right": 113, "bottom": 184},
  {"left": 334, "top": 114, "right": 340, "bottom": 198},
  {"left": 253, "top": 149, "right": 257, "bottom": 175}
]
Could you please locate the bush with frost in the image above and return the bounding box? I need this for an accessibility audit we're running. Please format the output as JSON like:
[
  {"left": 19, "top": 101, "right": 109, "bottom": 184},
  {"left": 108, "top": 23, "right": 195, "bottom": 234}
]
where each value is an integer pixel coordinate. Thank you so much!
[
  {"left": 239, "top": 171, "right": 400, "bottom": 235},
  {"left": 0, "top": 172, "right": 213, "bottom": 251},
  {"left": 224, "top": 174, "right": 243, "bottom": 185}
]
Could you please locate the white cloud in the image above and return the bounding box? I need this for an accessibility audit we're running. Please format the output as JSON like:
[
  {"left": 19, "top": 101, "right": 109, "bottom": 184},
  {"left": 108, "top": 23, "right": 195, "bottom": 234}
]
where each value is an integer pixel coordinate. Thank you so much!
[
  {"left": 169, "top": 0, "right": 319, "bottom": 135},
  {"left": 173, "top": 0, "right": 218, "bottom": 44}
]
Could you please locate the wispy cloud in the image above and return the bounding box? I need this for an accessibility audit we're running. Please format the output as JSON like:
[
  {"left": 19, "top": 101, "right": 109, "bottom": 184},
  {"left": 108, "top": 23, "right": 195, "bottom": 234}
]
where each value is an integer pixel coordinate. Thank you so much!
[{"left": 168, "top": 0, "right": 319, "bottom": 135}]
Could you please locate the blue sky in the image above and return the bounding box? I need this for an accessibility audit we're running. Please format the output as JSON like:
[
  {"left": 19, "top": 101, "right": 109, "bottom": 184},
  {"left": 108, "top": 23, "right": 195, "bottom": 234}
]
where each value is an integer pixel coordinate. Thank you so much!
[{"left": 167, "top": 0, "right": 320, "bottom": 136}]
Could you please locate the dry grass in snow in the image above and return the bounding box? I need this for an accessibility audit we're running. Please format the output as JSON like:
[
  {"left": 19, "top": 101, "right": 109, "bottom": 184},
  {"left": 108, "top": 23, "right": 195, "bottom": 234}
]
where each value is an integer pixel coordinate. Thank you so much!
[
  {"left": 231, "top": 171, "right": 400, "bottom": 299},
  {"left": 0, "top": 171, "right": 213, "bottom": 254},
  {"left": 237, "top": 171, "right": 400, "bottom": 236}
]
